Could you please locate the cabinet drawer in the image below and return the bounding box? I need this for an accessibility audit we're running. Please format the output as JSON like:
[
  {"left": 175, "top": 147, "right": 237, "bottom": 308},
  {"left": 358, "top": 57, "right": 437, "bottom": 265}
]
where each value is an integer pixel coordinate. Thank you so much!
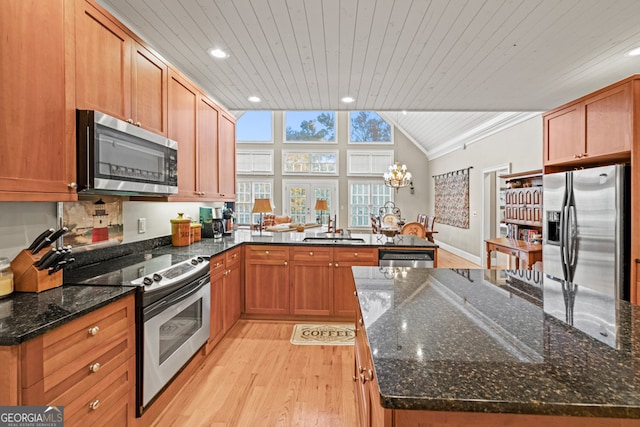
[
  {"left": 210, "top": 255, "right": 225, "bottom": 278},
  {"left": 225, "top": 247, "right": 242, "bottom": 268},
  {"left": 42, "top": 297, "right": 134, "bottom": 380},
  {"left": 246, "top": 245, "right": 288, "bottom": 261},
  {"left": 334, "top": 248, "right": 376, "bottom": 264},
  {"left": 62, "top": 355, "right": 135, "bottom": 425},
  {"left": 291, "top": 246, "right": 332, "bottom": 261}
]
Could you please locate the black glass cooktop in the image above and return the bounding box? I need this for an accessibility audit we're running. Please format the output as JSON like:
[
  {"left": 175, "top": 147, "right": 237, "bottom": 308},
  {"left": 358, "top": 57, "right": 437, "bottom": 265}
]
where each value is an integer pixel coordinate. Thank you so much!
[{"left": 64, "top": 253, "right": 191, "bottom": 286}]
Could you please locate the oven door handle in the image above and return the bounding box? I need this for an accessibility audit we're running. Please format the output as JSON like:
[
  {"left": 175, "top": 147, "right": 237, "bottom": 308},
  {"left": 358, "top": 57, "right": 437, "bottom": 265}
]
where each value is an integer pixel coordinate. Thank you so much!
[{"left": 143, "top": 274, "right": 210, "bottom": 321}]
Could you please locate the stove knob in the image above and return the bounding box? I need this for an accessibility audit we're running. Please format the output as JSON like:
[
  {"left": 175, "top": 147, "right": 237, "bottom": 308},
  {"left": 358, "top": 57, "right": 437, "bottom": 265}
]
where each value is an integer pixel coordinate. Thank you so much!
[
  {"left": 153, "top": 273, "right": 162, "bottom": 282},
  {"left": 197, "top": 256, "right": 204, "bottom": 263},
  {"left": 191, "top": 259, "right": 198, "bottom": 265},
  {"left": 143, "top": 277, "right": 153, "bottom": 286}
]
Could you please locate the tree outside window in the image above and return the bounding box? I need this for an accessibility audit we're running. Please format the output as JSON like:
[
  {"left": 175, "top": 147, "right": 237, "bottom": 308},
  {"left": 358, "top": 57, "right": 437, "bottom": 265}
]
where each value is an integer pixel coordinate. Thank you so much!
[
  {"left": 285, "top": 111, "right": 336, "bottom": 142},
  {"left": 349, "top": 112, "right": 392, "bottom": 143}
]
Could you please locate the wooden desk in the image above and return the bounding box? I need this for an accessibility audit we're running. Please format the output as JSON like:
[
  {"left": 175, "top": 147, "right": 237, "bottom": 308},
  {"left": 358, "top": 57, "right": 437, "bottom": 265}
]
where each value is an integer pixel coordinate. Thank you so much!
[{"left": 485, "top": 237, "right": 542, "bottom": 270}]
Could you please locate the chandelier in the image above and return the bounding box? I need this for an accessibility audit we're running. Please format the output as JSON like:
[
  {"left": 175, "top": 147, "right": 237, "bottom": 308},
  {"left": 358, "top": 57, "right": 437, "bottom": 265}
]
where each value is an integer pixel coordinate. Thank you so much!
[{"left": 383, "top": 162, "right": 412, "bottom": 190}]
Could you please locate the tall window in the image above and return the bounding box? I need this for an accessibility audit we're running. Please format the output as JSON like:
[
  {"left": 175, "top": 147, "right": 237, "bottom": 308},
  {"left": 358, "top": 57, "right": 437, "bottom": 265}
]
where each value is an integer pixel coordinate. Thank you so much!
[
  {"left": 348, "top": 112, "right": 392, "bottom": 144},
  {"left": 236, "top": 111, "right": 273, "bottom": 143},
  {"left": 284, "top": 111, "right": 336, "bottom": 143},
  {"left": 236, "top": 180, "right": 273, "bottom": 225},
  {"left": 283, "top": 180, "right": 338, "bottom": 225},
  {"left": 349, "top": 181, "right": 393, "bottom": 227},
  {"left": 282, "top": 150, "right": 338, "bottom": 175}
]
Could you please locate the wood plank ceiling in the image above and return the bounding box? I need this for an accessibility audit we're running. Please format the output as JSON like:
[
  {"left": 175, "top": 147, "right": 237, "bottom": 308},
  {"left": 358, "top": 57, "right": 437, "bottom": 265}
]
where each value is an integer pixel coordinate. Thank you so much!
[{"left": 97, "top": 0, "right": 640, "bottom": 158}]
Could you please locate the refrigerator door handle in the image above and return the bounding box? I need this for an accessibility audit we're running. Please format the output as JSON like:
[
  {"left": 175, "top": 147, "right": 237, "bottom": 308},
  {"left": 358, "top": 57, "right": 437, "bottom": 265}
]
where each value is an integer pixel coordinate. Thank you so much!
[
  {"left": 559, "top": 205, "right": 569, "bottom": 281},
  {"left": 567, "top": 204, "right": 578, "bottom": 282}
]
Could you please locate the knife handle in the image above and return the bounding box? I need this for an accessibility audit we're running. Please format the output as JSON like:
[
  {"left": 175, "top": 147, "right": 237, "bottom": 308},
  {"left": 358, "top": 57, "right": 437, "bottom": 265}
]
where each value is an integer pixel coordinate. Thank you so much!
[
  {"left": 27, "top": 228, "right": 55, "bottom": 251},
  {"left": 47, "top": 227, "right": 69, "bottom": 244},
  {"left": 34, "top": 249, "right": 58, "bottom": 269}
]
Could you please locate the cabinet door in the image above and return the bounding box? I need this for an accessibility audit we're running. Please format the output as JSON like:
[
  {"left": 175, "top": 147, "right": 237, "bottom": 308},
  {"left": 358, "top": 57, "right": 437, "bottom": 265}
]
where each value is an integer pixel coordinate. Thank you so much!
[
  {"left": 218, "top": 113, "right": 236, "bottom": 199},
  {"left": 76, "top": 0, "right": 131, "bottom": 120},
  {"left": 197, "top": 96, "right": 220, "bottom": 198},
  {"left": 245, "top": 262, "right": 289, "bottom": 315},
  {"left": 0, "top": 0, "right": 76, "bottom": 201},
  {"left": 208, "top": 274, "right": 224, "bottom": 350},
  {"left": 543, "top": 103, "right": 584, "bottom": 165},
  {"left": 132, "top": 42, "right": 167, "bottom": 136},
  {"left": 290, "top": 262, "right": 332, "bottom": 316},
  {"left": 168, "top": 71, "right": 198, "bottom": 198},
  {"left": 223, "top": 262, "right": 242, "bottom": 332},
  {"left": 333, "top": 265, "right": 358, "bottom": 318},
  {"left": 584, "top": 82, "right": 632, "bottom": 159}
]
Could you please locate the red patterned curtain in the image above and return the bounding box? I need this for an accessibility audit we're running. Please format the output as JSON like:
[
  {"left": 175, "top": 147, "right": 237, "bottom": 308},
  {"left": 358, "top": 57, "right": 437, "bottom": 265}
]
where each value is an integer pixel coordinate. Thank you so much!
[{"left": 434, "top": 168, "right": 470, "bottom": 229}]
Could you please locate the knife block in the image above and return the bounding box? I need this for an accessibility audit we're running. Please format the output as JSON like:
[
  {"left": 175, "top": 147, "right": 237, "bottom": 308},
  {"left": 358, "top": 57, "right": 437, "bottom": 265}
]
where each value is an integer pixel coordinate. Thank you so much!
[{"left": 10, "top": 249, "right": 63, "bottom": 293}]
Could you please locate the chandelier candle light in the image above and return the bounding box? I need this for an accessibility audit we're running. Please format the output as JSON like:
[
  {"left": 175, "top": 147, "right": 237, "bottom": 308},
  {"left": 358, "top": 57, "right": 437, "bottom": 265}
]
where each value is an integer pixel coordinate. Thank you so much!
[{"left": 384, "top": 162, "right": 412, "bottom": 191}]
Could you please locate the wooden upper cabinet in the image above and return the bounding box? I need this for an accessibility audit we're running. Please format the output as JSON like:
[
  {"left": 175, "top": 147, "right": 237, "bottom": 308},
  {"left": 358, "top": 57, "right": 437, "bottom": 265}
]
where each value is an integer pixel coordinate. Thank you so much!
[
  {"left": 75, "top": 0, "right": 131, "bottom": 120},
  {"left": 0, "top": 0, "right": 76, "bottom": 201},
  {"left": 584, "top": 82, "right": 632, "bottom": 159},
  {"left": 543, "top": 103, "right": 583, "bottom": 166},
  {"left": 197, "top": 96, "right": 220, "bottom": 198},
  {"left": 132, "top": 42, "right": 168, "bottom": 136},
  {"left": 218, "top": 113, "right": 237, "bottom": 199},
  {"left": 544, "top": 79, "right": 634, "bottom": 168},
  {"left": 168, "top": 71, "right": 198, "bottom": 199}
]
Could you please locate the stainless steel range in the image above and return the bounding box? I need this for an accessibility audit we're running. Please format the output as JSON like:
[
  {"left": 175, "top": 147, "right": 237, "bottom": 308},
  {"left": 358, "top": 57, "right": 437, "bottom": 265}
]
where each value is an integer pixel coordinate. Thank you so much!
[{"left": 67, "top": 253, "right": 211, "bottom": 416}]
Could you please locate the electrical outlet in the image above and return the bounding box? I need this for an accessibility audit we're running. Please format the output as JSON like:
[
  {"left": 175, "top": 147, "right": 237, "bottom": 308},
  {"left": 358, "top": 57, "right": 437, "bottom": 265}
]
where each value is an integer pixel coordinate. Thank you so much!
[{"left": 138, "top": 218, "right": 147, "bottom": 234}]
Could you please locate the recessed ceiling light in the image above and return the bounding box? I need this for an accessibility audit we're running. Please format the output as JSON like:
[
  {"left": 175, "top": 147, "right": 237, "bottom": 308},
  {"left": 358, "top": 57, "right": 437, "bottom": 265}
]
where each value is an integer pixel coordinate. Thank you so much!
[
  {"left": 341, "top": 96, "right": 355, "bottom": 103},
  {"left": 248, "top": 96, "right": 261, "bottom": 103},
  {"left": 208, "top": 48, "right": 228, "bottom": 59},
  {"left": 625, "top": 47, "right": 640, "bottom": 57},
  {"left": 402, "top": 110, "right": 408, "bottom": 115}
]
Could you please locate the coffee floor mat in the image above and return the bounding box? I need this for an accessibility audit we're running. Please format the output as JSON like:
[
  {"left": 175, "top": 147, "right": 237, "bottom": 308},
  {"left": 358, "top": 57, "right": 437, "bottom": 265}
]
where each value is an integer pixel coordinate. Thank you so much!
[{"left": 290, "top": 324, "right": 355, "bottom": 346}]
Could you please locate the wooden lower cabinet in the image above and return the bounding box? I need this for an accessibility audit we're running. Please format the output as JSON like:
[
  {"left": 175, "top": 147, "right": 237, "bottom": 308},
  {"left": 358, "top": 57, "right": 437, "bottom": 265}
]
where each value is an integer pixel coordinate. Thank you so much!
[
  {"left": 334, "top": 248, "right": 378, "bottom": 318},
  {"left": 208, "top": 254, "right": 226, "bottom": 351},
  {"left": 21, "top": 295, "right": 136, "bottom": 426},
  {"left": 244, "top": 246, "right": 290, "bottom": 315},
  {"left": 245, "top": 245, "right": 378, "bottom": 319},
  {"left": 290, "top": 247, "right": 333, "bottom": 316},
  {"left": 223, "top": 247, "right": 243, "bottom": 331}
]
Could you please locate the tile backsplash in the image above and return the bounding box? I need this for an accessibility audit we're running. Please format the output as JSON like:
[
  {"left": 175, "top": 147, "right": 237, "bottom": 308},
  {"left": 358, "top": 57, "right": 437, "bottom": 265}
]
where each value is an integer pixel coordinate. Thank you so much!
[{"left": 0, "top": 200, "right": 223, "bottom": 260}]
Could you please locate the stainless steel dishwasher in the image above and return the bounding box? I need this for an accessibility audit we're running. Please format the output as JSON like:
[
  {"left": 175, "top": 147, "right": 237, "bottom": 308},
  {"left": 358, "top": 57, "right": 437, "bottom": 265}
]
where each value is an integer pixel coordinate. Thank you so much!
[{"left": 378, "top": 249, "right": 435, "bottom": 268}]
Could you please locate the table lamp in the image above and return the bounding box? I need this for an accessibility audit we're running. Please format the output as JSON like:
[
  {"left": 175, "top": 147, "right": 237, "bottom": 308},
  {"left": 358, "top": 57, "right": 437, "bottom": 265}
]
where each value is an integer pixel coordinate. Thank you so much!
[
  {"left": 314, "top": 199, "right": 328, "bottom": 225},
  {"left": 251, "top": 198, "right": 273, "bottom": 236}
]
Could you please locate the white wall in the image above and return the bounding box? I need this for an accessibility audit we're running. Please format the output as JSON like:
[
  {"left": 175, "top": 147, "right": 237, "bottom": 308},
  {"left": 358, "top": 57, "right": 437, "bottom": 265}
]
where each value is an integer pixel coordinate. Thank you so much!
[{"left": 427, "top": 115, "right": 543, "bottom": 260}]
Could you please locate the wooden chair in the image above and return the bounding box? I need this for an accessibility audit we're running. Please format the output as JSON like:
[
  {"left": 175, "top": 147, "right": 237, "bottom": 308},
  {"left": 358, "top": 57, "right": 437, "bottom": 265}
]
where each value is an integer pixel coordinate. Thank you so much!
[
  {"left": 400, "top": 221, "right": 426, "bottom": 238},
  {"left": 370, "top": 214, "right": 381, "bottom": 234}
]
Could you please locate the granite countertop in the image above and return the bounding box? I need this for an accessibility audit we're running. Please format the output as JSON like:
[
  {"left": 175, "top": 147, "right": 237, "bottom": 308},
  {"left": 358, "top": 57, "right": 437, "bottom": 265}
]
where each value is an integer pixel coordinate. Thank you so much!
[
  {"left": 353, "top": 267, "right": 640, "bottom": 419},
  {"left": 0, "top": 285, "right": 136, "bottom": 345},
  {"left": 0, "top": 230, "right": 435, "bottom": 347}
]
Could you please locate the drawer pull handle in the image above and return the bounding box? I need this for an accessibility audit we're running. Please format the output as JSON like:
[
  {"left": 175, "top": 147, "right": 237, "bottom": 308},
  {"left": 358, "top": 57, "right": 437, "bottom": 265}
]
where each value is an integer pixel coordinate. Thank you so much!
[
  {"left": 89, "top": 362, "right": 101, "bottom": 373},
  {"left": 354, "top": 252, "right": 358, "bottom": 257},
  {"left": 88, "top": 326, "right": 100, "bottom": 336},
  {"left": 358, "top": 318, "right": 363, "bottom": 326},
  {"left": 309, "top": 251, "right": 314, "bottom": 256},
  {"left": 232, "top": 253, "right": 237, "bottom": 258},
  {"left": 329, "top": 262, "right": 332, "bottom": 267},
  {"left": 360, "top": 373, "right": 367, "bottom": 384},
  {"left": 89, "top": 400, "right": 100, "bottom": 410},
  {"left": 265, "top": 251, "right": 270, "bottom": 255},
  {"left": 353, "top": 290, "right": 357, "bottom": 296},
  {"left": 284, "top": 261, "right": 288, "bottom": 266},
  {"left": 335, "top": 263, "right": 339, "bottom": 268}
]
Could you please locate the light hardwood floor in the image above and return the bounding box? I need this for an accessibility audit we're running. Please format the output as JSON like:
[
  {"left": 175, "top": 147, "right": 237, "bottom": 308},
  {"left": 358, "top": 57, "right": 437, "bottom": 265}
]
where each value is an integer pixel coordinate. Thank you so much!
[{"left": 151, "top": 249, "right": 478, "bottom": 427}]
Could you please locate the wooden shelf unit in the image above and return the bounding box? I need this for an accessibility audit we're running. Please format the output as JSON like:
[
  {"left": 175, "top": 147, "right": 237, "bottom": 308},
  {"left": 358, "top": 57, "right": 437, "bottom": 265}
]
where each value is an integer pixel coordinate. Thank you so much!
[{"left": 502, "top": 169, "right": 543, "bottom": 242}]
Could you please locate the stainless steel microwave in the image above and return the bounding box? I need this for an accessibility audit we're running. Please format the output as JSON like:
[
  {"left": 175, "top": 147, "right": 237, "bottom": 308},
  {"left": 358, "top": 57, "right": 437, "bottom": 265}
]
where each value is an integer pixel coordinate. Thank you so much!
[{"left": 76, "top": 110, "right": 178, "bottom": 196}]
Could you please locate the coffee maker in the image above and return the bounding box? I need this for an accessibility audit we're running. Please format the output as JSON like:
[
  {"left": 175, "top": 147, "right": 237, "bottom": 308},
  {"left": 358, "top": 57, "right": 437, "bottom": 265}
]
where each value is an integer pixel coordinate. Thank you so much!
[{"left": 212, "top": 218, "right": 225, "bottom": 238}]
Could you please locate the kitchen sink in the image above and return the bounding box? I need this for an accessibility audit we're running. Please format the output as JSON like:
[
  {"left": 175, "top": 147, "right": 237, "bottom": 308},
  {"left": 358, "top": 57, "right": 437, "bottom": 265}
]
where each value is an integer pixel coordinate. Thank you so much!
[{"left": 301, "top": 236, "right": 366, "bottom": 244}]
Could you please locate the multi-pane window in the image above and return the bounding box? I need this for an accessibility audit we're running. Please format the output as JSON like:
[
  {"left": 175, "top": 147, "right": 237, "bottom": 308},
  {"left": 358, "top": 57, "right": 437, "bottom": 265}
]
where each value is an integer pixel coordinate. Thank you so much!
[
  {"left": 348, "top": 112, "right": 392, "bottom": 144},
  {"left": 284, "top": 111, "right": 336, "bottom": 143},
  {"left": 282, "top": 150, "right": 338, "bottom": 175},
  {"left": 235, "top": 180, "right": 273, "bottom": 225},
  {"left": 236, "top": 111, "right": 273, "bottom": 143},
  {"left": 349, "top": 181, "right": 393, "bottom": 227}
]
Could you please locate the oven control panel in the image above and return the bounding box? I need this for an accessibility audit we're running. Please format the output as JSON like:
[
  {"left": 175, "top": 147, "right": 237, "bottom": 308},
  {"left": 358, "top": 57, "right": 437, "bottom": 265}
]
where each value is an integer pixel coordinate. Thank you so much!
[{"left": 132, "top": 256, "right": 209, "bottom": 290}]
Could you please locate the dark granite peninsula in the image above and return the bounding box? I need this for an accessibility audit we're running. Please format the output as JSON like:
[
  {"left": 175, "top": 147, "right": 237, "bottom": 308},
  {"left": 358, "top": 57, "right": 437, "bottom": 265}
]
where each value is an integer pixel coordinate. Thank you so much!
[{"left": 352, "top": 267, "right": 640, "bottom": 426}]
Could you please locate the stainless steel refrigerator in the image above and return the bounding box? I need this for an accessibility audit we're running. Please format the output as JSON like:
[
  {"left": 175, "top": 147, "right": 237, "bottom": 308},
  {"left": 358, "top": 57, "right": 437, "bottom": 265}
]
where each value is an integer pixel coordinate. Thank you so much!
[{"left": 542, "top": 164, "right": 630, "bottom": 300}]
